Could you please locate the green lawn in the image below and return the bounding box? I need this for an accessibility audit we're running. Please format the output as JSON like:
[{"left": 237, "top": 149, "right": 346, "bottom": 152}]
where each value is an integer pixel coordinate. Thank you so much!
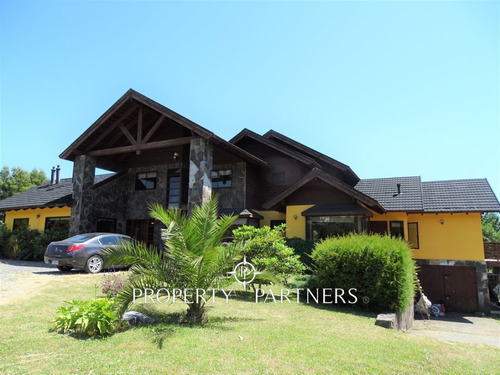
[{"left": 1, "top": 273, "right": 499, "bottom": 374}]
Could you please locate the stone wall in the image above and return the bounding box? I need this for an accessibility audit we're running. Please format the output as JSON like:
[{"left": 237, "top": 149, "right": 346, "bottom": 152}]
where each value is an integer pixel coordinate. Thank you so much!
[
  {"left": 188, "top": 138, "right": 213, "bottom": 212},
  {"left": 213, "top": 162, "right": 246, "bottom": 209},
  {"left": 69, "top": 155, "right": 96, "bottom": 236}
]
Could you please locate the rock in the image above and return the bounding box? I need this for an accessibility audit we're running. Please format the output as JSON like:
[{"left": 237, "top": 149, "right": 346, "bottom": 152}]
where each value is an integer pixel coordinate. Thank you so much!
[
  {"left": 375, "top": 313, "right": 396, "bottom": 329},
  {"left": 122, "top": 311, "right": 154, "bottom": 326}
]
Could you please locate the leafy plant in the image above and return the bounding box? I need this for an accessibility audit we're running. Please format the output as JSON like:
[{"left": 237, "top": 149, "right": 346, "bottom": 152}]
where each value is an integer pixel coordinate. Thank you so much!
[
  {"left": 311, "top": 233, "right": 416, "bottom": 312},
  {"left": 53, "top": 298, "right": 121, "bottom": 336},
  {"left": 232, "top": 225, "right": 305, "bottom": 287},
  {"left": 285, "top": 237, "right": 315, "bottom": 270},
  {"left": 101, "top": 273, "right": 129, "bottom": 298},
  {"left": 102, "top": 197, "right": 242, "bottom": 325}
]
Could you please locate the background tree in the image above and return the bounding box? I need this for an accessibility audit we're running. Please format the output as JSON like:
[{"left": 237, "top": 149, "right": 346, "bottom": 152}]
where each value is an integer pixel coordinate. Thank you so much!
[
  {"left": 0, "top": 166, "right": 48, "bottom": 200},
  {"left": 482, "top": 213, "right": 500, "bottom": 242}
]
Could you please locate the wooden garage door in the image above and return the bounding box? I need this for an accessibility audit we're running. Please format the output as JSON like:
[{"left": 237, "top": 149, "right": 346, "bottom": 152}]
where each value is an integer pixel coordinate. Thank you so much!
[{"left": 418, "top": 265, "right": 478, "bottom": 313}]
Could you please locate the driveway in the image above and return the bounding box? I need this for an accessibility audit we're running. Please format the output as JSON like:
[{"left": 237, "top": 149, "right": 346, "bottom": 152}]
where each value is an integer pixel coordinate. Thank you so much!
[
  {"left": 0, "top": 259, "right": 85, "bottom": 305},
  {"left": 412, "top": 312, "right": 500, "bottom": 347}
]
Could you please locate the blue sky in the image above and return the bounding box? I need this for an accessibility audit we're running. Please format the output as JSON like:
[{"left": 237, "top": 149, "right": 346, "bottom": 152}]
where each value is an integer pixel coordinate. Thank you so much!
[{"left": 1, "top": 1, "right": 499, "bottom": 196}]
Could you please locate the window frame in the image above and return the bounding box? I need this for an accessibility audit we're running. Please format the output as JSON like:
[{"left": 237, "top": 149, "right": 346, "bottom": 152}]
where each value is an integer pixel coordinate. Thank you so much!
[
  {"left": 389, "top": 221, "right": 405, "bottom": 239},
  {"left": 135, "top": 171, "right": 157, "bottom": 190},
  {"left": 12, "top": 218, "right": 29, "bottom": 233},
  {"left": 44, "top": 216, "right": 70, "bottom": 232},
  {"left": 211, "top": 169, "right": 232, "bottom": 189},
  {"left": 407, "top": 222, "right": 419, "bottom": 249}
]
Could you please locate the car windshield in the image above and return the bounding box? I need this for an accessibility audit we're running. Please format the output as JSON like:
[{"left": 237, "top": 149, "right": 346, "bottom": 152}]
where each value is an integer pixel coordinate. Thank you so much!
[{"left": 64, "top": 234, "right": 100, "bottom": 242}]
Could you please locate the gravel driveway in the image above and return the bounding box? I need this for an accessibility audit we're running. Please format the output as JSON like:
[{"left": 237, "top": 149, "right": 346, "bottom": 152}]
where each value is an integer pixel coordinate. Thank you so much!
[{"left": 0, "top": 259, "right": 84, "bottom": 305}]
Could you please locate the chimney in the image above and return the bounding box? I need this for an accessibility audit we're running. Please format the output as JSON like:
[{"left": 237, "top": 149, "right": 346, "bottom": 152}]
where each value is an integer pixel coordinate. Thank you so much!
[
  {"left": 55, "top": 165, "right": 61, "bottom": 184},
  {"left": 50, "top": 166, "right": 56, "bottom": 184},
  {"left": 397, "top": 183, "right": 401, "bottom": 195},
  {"left": 393, "top": 183, "right": 402, "bottom": 197}
]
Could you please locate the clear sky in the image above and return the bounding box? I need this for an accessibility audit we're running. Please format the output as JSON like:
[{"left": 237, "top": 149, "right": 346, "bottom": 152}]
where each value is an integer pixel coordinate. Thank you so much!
[{"left": 1, "top": 1, "right": 499, "bottom": 196}]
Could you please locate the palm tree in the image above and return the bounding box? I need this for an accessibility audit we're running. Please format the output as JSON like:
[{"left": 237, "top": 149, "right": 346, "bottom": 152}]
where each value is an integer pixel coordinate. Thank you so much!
[{"left": 102, "top": 197, "right": 240, "bottom": 325}]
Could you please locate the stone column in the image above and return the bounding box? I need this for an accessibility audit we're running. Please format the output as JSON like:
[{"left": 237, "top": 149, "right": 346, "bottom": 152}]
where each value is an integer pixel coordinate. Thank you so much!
[
  {"left": 475, "top": 261, "right": 490, "bottom": 315},
  {"left": 69, "top": 155, "right": 96, "bottom": 236},
  {"left": 188, "top": 138, "right": 213, "bottom": 212}
]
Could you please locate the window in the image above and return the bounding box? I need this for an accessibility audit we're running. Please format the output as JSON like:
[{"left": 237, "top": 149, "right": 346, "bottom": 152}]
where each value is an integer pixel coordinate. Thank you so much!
[
  {"left": 12, "top": 218, "right": 29, "bottom": 233},
  {"left": 408, "top": 222, "right": 419, "bottom": 249},
  {"left": 390, "top": 221, "right": 405, "bottom": 238},
  {"left": 135, "top": 171, "right": 157, "bottom": 190},
  {"left": 45, "top": 217, "right": 70, "bottom": 233},
  {"left": 167, "top": 169, "right": 181, "bottom": 208},
  {"left": 99, "top": 235, "right": 120, "bottom": 246},
  {"left": 211, "top": 169, "right": 232, "bottom": 188},
  {"left": 306, "top": 216, "right": 365, "bottom": 242}
]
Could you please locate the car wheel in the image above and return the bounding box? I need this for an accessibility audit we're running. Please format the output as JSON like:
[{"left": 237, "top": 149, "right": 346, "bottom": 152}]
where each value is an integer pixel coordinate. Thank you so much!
[
  {"left": 57, "top": 265, "right": 73, "bottom": 272},
  {"left": 85, "top": 255, "right": 103, "bottom": 274}
]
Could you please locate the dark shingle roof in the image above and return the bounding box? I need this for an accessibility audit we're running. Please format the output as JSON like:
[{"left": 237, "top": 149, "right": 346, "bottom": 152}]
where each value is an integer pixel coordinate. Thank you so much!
[
  {"left": 422, "top": 179, "right": 500, "bottom": 212},
  {"left": 0, "top": 174, "right": 114, "bottom": 211},
  {"left": 355, "top": 176, "right": 423, "bottom": 212},
  {"left": 355, "top": 176, "right": 500, "bottom": 213}
]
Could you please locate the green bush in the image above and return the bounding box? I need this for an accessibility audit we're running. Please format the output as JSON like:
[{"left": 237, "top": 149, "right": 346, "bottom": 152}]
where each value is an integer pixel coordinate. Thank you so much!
[
  {"left": 233, "top": 225, "right": 305, "bottom": 286},
  {"left": 285, "top": 237, "right": 315, "bottom": 270},
  {"left": 0, "top": 227, "right": 68, "bottom": 260},
  {"left": 311, "top": 233, "right": 416, "bottom": 312},
  {"left": 53, "top": 298, "right": 121, "bottom": 337}
]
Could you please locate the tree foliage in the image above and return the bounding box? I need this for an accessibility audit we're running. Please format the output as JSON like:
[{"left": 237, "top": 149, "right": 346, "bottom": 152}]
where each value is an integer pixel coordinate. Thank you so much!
[
  {"left": 0, "top": 166, "right": 48, "bottom": 200},
  {"left": 232, "top": 224, "right": 306, "bottom": 286},
  {"left": 482, "top": 213, "right": 500, "bottom": 243}
]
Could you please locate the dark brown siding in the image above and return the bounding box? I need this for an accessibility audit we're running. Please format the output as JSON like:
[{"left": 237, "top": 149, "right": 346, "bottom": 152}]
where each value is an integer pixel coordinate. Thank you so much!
[
  {"left": 418, "top": 265, "right": 479, "bottom": 313},
  {"left": 285, "top": 181, "right": 354, "bottom": 206}
]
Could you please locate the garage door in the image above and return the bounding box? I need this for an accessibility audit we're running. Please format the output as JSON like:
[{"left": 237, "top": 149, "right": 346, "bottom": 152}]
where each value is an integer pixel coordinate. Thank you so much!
[{"left": 418, "top": 265, "right": 478, "bottom": 313}]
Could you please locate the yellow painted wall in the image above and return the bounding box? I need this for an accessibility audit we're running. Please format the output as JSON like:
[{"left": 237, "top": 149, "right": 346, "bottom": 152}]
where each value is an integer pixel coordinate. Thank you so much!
[
  {"left": 5, "top": 207, "right": 71, "bottom": 232},
  {"left": 285, "top": 205, "right": 313, "bottom": 239},
  {"left": 254, "top": 210, "right": 286, "bottom": 228},
  {"left": 369, "top": 211, "right": 484, "bottom": 261},
  {"left": 407, "top": 213, "right": 484, "bottom": 261}
]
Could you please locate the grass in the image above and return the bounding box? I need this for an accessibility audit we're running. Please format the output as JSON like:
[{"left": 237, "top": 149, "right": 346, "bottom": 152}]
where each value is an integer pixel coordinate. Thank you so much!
[{"left": 1, "top": 273, "right": 499, "bottom": 374}]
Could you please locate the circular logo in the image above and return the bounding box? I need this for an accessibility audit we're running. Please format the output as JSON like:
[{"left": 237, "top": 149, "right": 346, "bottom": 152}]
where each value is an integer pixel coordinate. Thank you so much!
[{"left": 228, "top": 256, "right": 262, "bottom": 290}]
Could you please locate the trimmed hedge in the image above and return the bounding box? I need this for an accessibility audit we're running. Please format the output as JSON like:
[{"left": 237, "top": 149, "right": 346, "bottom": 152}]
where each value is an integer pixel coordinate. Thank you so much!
[
  {"left": 311, "top": 233, "right": 416, "bottom": 312},
  {"left": 285, "top": 237, "right": 315, "bottom": 270}
]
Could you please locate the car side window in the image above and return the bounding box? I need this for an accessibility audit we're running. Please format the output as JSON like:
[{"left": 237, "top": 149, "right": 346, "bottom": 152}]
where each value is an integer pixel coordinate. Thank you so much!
[{"left": 99, "top": 236, "right": 119, "bottom": 246}]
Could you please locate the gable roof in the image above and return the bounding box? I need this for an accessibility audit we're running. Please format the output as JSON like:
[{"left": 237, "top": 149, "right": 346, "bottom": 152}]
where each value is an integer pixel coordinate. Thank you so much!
[
  {"left": 0, "top": 174, "right": 114, "bottom": 211},
  {"left": 355, "top": 177, "right": 500, "bottom": 213},
  {"left": 355, "top": 176, "right": 424, "bottom": 212},
  {"left": 422, "top": 179, "right": 500, "bottom": 212},
  {"left": 262, "top": 168, "right": 385, "bottom": 213},
  {"left": 230, "top": 128, "right": 321, "bottom": 168},
  {"left": 60, "top": 89, "right": 267, "bottom": 169},
  {"left": 263, "top": 129, "right": 359, "bottom": 184}
]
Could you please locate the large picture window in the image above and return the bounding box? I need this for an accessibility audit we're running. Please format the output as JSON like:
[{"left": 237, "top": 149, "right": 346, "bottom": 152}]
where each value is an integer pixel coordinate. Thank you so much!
[
  {"left": 211, "top": 169, "right": 232, "bottom": 188},
  {"left": 135, "top": 171, "right": 157, "bottom": 190},
  {"left": 45, "top": 217, "right": 70, "bottom": 233},
  {"left": 306, "top": 216, "right": 365, "bottom": 242}
]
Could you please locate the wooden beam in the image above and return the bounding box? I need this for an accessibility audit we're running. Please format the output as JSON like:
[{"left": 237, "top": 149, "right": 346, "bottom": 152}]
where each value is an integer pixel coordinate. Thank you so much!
[
  {"left": 88, "top": 136, "right": 196, "bottom": 157},
  {"left": 142, "top": 114, "right": 165, "bottom": 143},
  {"left": 137, "top": 106, "right": 143, "bottom": 143},
  {"left": 87, "top": 104, "right": 139, "bottom": 149},
  {"left": 119, "top": 124, "right": 137, "bottom": 145}
]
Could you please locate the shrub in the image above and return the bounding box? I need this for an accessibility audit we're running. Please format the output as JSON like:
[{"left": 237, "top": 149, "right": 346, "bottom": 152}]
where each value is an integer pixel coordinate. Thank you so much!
[
  {"left": 311, "top": 233, "right": 416, "bottom": 312},
  {"left": 285, "top": 237, "right": 315, "bottom": 270},
  {"left": 0, "top": 227, "right": 67, "bottom": 260},
  {"left": 233, "top": 225, "right": 306, "bottom": 286},
  {"left": 53, "top": 298, "right": 121, "bottom": 337},
  {"left": 101, "top": 273, "right": 129, "bottom": 298}
]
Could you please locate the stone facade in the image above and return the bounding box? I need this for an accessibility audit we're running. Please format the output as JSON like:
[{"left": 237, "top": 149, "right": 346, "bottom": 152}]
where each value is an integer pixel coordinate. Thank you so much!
[
  {"left": 188, "top": 138, "right": 213, "bottom": 212},
  {"left": 69, "top": 155, "right": 96, "bottom": 236},
  {"left": 213, "top": 162, "right": 246, "bottom": 209}
]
